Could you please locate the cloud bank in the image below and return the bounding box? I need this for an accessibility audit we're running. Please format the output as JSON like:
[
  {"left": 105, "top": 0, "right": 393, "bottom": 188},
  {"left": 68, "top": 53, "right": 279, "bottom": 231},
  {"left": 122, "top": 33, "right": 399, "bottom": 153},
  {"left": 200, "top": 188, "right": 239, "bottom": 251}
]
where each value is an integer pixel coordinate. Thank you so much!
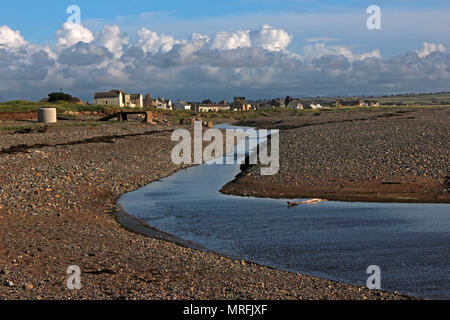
[{"left": 0, "top": 23, "right": 449, "bottom": 101}]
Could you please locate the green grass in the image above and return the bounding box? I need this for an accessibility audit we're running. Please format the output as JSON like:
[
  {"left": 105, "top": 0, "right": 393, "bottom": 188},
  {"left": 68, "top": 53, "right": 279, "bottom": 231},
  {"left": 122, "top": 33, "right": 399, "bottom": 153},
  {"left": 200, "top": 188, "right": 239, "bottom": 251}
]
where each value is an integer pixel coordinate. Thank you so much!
[
  {"left": 138, "top": 104, "right": 450, "bottom": 122},
  {"left": 0, "top": 100, "right": 134, "bottom": 114},
  {"left": 0, "top": 124, "right": 37, "bottom": 131},
  {"left": 333, "top": 104, "right": 449, "bottom": 112},
  {"left": 299, "top": 92, "right": 450, "bottom": 107},
  {"left": 375, "top": 92, "right": 450, "bottom": 105},
  {"left": 1, "top": 100, "right": 449, "bottom": 126}
]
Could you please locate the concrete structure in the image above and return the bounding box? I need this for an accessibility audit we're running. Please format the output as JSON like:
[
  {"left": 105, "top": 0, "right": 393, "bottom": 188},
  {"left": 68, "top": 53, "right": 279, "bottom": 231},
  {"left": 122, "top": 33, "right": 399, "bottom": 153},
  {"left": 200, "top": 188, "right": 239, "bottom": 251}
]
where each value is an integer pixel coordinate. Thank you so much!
[
  {"left": 117, "top": 111, "right": 153, "bottom": 122},
  {"left": 38, "top": 108, "right": 57, "bottom": 123}
]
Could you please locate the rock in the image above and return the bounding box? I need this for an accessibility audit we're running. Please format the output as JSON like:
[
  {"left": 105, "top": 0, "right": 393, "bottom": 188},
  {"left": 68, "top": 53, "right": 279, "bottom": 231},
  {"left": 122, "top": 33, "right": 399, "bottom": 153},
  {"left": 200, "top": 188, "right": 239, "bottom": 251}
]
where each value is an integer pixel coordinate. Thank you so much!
[
  {"left": 179, "top": 118, "right": 195, "bottom": 125},
  {"left": 24, "top": 283, "right": 34, "bottom": 290},
  {"left": 4, "top": 280, "right": 14, "bottom": 287}
]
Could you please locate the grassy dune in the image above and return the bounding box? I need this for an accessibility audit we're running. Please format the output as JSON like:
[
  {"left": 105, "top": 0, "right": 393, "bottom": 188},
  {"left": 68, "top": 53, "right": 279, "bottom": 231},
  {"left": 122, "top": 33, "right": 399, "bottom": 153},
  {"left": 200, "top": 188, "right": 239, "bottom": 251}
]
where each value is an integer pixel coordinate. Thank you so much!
[
  {"left": 0, "top": 100, "right": 122, "bottom": 114},
  {"left": 0, "top": 94, "right": 449, "bottom": 124}
]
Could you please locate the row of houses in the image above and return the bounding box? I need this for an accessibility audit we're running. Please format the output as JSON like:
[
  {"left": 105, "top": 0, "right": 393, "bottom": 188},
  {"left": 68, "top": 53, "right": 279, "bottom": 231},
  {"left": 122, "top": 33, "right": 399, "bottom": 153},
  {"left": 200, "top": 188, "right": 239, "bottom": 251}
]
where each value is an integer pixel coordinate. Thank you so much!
[
  {"left": 93, "top": 91, "right": 238, "bottom": 111},
  {"left": 93, "top": 90, "right": 195, "bottom": 111},
  {"left": 256, "top": 98, "right": 322, "bottom": 110},
  {"left": 91, "top": 92, "right": 322, "bottom": 111},
  {"left": 256, "top": 97, "right": 381, "bottom": 110},
  {"left": 93, "top": 91, "right": 380, "bottom": 111},
  {"left": 143, "top": 94, "right": 173, "bottom": 109}
]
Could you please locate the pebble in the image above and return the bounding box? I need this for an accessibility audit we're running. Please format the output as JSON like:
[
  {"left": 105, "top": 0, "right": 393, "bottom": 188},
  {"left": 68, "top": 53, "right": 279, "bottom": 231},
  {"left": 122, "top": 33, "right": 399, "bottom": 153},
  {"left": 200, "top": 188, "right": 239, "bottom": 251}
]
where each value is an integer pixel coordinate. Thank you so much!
[
  {"left": 24, "top": 283, "right": 34, "bottom": 290},
  {"left": 4, "top": 281, "right": 14, "bottom": 287},
  {"left": 0, "top": 120, "right": 415, "bottom": 300}
]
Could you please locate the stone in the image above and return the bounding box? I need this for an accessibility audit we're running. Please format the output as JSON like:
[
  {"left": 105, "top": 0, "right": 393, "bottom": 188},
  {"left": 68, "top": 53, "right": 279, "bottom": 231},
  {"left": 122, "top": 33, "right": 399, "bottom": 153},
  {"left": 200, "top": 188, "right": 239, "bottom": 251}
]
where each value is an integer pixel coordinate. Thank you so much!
[
  {"left": 4, "top": 280, "right": 14, "bottom": 287},
  {"left": 24, "top": 283, "right": 34, "bottom": 290}
]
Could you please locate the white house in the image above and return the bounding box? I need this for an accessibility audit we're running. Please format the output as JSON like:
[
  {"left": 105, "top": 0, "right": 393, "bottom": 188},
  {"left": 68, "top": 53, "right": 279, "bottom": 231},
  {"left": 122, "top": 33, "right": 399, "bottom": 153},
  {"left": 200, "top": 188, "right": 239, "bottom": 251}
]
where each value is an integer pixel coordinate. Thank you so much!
[
  {"left": 310, "top": 104, "right": 323, "bottom": 109},
  {"left": 174, "top": 100, "right": 192, "bottom": 110},
  {"left": 94, "top": 90, "right": 126, "bottom": 107},
  {"left": 287, "top": 100, "right": 303, "bottom": 110},
  {"left": 94, "top": 90, "right": 143, "bottom": 107},
  {"left": 154, "top": 97, "right": 173, "bottom": 110},
  {"left": 155, "top": 99, "right": 166, "bottom": 109}
]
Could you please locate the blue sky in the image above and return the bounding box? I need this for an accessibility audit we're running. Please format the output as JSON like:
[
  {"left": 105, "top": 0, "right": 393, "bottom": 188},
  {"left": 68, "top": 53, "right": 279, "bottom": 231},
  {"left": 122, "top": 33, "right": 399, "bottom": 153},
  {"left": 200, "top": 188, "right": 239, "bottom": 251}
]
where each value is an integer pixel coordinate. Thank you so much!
[
  {"left": 1, "top": 1, "right": 450, "bottom": 101},
  {"left": 2, "top": 0, "right": 449, "bottom": 55}
]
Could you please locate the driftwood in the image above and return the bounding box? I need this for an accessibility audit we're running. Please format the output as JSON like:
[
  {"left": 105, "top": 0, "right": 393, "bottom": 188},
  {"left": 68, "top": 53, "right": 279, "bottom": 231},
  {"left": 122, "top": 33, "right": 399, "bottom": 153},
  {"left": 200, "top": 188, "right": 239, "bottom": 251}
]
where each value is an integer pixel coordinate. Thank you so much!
[{"left": 287, "top": 199, "right": 327, "bottom": 207}]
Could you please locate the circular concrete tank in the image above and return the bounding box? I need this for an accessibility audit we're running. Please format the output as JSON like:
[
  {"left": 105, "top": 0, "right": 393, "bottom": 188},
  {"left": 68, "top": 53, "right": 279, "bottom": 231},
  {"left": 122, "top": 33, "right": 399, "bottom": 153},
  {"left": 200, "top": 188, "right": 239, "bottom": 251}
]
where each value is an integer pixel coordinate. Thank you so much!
[{"left": 38, "top": 108, "right": 57, "bottom": 123}]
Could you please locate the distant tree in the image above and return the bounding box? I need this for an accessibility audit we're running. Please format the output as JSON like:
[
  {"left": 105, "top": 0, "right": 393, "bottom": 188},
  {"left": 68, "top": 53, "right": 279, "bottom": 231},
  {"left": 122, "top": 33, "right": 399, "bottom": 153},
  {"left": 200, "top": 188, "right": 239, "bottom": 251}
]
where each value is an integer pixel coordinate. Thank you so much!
[
  {"left": 202, "top": 99, "right": 213, "bottom": 105},
  {"left": 48, "top": 92, "right": 75, "bottom": 102},
  {"left": 285, "top": 96, "right": 292, "bottom": 106}
]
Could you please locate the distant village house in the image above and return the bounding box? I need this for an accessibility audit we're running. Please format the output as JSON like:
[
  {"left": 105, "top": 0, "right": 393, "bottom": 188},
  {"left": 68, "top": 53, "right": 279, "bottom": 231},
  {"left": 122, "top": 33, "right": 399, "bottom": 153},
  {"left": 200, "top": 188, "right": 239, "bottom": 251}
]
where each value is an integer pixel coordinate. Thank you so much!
[
  {"left": 287, "top": 99, "right": 303, "bottom": 110},
  {"left": 231, "top": 97, "right": 252, "bottom": 111},
  {"left": 307, "top": 103, "right": 323, "bottom": 109},
  {"left": 174, "top": 100, "right": 192, "bottom": 110},
  {"left": 94, "top": 90, "right": 143, "bottom": 107},
  {"left": 194, "top": 103, "right": 230, "bottom": 112},
  {"left": 155, "top": 97, "right": 173, "bottom": 110}
]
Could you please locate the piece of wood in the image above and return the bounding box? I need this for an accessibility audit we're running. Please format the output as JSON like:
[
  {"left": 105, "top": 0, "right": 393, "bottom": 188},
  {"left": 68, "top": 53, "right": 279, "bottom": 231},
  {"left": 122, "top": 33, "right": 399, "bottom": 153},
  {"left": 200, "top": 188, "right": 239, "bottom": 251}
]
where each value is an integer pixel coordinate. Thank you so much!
[{"left": 287, "top": 199, "right": 327, "bottom": 207}]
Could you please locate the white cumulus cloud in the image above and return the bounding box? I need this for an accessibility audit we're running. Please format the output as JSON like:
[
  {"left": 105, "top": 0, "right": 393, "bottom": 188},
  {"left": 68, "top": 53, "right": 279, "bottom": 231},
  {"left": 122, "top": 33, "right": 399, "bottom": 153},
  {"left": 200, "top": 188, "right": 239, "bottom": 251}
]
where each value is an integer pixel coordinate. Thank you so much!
[
  {"left": 416, "top": 42, "right": 446, "bottom": 58},
  {"left": 0, "top": 23, "right": 449, "bottom": 102},
  {"left": 94, "top": 25, "right": 129, "bottom": 58},
  {"left": 55, "top": 23, "right": 94, "bottom": 48},
  {"left": 250, "top": 25, "right": 292, "bottom": 51},
  {"left": 209, "top": 30, "right": 250, "bottom": 50},
  {"left": 135, "top": 27, "right": 181, "bottom": 54},
  {"left": 0, "top": 25, "right": 27, "bottom": 47},
  {"left": 303, "top": 42, "right": 381, "bottom": 61}
]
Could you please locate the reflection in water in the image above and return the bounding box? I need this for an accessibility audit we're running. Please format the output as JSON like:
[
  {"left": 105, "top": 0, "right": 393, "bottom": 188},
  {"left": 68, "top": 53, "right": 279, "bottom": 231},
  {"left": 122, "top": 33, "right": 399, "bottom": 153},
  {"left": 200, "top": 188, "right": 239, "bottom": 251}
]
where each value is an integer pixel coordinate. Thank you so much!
[{"left": 120, "top": 124, "right": 450, "bottom": 299}]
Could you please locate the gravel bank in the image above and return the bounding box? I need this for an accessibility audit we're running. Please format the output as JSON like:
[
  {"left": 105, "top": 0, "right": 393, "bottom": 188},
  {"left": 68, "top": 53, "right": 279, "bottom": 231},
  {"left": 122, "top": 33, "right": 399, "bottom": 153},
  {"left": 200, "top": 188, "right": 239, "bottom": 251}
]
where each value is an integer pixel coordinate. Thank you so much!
[
  {"left": 0, "top": 121, "right": 413, "bottom": 300},
  {"left": 222, "top": 107, "right": 449, "bottom": 203}
]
